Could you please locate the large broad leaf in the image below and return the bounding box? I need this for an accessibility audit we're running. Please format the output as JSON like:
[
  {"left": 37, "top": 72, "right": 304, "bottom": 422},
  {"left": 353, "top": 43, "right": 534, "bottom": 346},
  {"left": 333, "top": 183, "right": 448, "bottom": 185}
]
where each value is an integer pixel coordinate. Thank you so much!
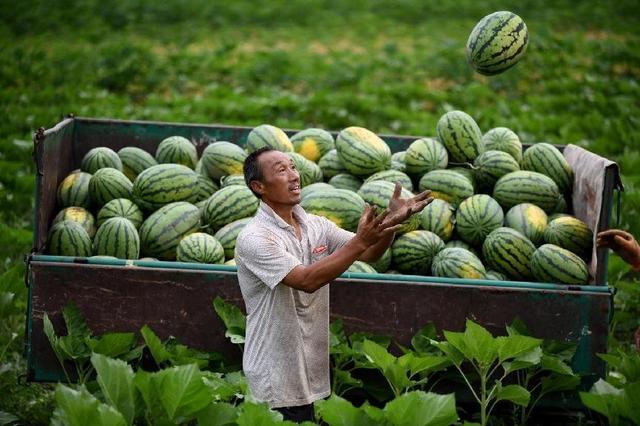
[
  {"left": 383, "top": 391, "right": 458, "bottom": 426},
  {"left": 196, "top": 402, "right": 238, "bottom": 426},
  {"left": 133, "top": 370, "right": 169, "bottom": 425},
  {"left": 314, "top": 394, "right": 378, "bottom": 426},
  {"left": 462, "top": 320, "right": 498, "bottom": 367},
  {"left": 140, "top": 325, "right": 171, "bottom": 365},
  {"left": 399, "top": 353, "right": 451, "bottom": 377},
  {"left": 502, "top": 347, "right": 543, "bottom": 375},
  {"left": 411, "top": 323, "right": 438, "bottom": 355},
  {"left": 43, "top": 313, "right": 60, "bottom": 355},
  {"left": 493, "top": 384, "right": 530, "bottom": 407},
  {"left": 0, "top": 410, "right": 19, "bottom": 426},
  {"left": 540, "top": 375, "right": 581, "bottom": 395},
  {"left": 63, "top": 303, "right": 92, "bottom": 340},
  {"left": 88, "top": 333, "right": 137, "bottom": 359},
  {"left": 579, "top": 379, "right": 623, "bottom": 424},
  {"left": 361, "top": 339, "right": 411, "bottom": 395},
  {"left": 621, "top": 381, "right": 640, "bottom": 424},
  {"left": 496, "top": 334, "right": 542, "bottom": 362},
  {"left": 235, "top": 402, "right": 283, "bottom": 426},
  {"left": 332, "top": 368, "right": 363, "bottom": 395},
  {"left": 429, "top": 340, "right": 464, "bottom": 366},
  {"left": 540, "top": 354, "right": 574, "bottom": 376},
  {"left": 213, "top": 296, "right": 246, "bottom": 344},
  {"left": 91, "top": 353, "right": 137, "bottom": 426},
  {"left": 505, "top": 318, "right": 529, "bottom": 337},
  {"left": 51, "top": 384, "right": 127, "bottom": 426},
  {"left": 598, "top": 351, "right": 640, "bottom": 383},
  {"left": 152, "top": 363, "right": 213, "bottom": 422},
  {"left": 202, "top": 371, "right": 245, "bottom": 402}
]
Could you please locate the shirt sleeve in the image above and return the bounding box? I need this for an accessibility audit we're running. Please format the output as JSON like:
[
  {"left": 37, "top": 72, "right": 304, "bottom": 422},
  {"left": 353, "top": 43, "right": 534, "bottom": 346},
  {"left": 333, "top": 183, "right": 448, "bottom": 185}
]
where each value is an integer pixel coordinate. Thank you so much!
[
  {"left": 318, "top": 217, "right": 356, "bottom": 254},
  {"left": 235, "top": 231, "right": 302, "bottom": 290}
]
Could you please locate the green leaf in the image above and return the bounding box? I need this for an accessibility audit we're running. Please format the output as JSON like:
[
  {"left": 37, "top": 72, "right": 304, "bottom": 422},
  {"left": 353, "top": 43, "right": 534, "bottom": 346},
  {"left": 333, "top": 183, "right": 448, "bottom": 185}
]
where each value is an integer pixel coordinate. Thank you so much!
[
  {"left": 87, "top": 333, "right": 137, "bottom": 358},
  {"left": 462, "top": 320, "right": 498, "bottom": 366},
  {"left": 362, "top": 339, "right": 395, "bottom": 371},
  {"left": 429, "top": 340, "right": 464, "bottom": 366},
  {"left": 621, "top": 381, "right": 640, "bottom": 424},
  {"left": 579, "top": 379, "right": 624, "bottom": 424},
  {"left": 0, "top": 291, "right": 19, "bottom": 318},
  {"left": 133, "top": 370, "right": 169, "bottom": 424},
  {"left": 399, "top": 353, "right": 451, "bottom": 377},
  {"left": 202, "top": 371, "right": 245, "bottom": 402},
  {"left": 196, "top": 402, "right": 238, "bottom": 426},
  {"left": 51, "top": 384, "right": 127, "bottom": 426},
  {"left": 43, "top": 313, "right": 60, "bottom": 355},
  {"left": 360, "top": 402, "right": 386, "bottom": 424},
  {"left": 235, "top": 402, "right": 283, "bottom": 426},
  {"left": 332, "top": 368, "right": 363, "bottom": 395},
  {"left": 91, "top": 353, "right": 136, "bottom": 426},
  {"left": 213, "top": 296, "right": 246, "bottom": 345},
  {"left": 540, "top": 354, "right": 574, "bottom": 376},
  {"left": 505, "top": 318, "right": 529, "bottom": 336},
  {"left": 496, "top": 334, "right": 542, "bottom": 362},
  {"left": 152, "top": 364, "right": 213, "bottom": 422},
  {"left": 140, "top": 325, "right": 171, "bottom": 365},
  {"left": 383, "top": 391, "right": 458, "bottom": 426},
  {"left": 0, "top": 410, "right": 19, "bottom": 426},
  {"left": 63, "top": 303, "right": 92, "bottom": 340},
  {"left": 493, "top": 384, "right": 530, "bottom": 407},
  {"left": 540, "top": 375, "right": 581, "bottom": 395},
  {"left": 502, "top": 347, "right": 543, "bottom": 375},
  {"left": 411, "top": 323, "right": 438, "bottom": 355},
  {"left": 315, "top": 394, "right": 377, "bottom": 426},
  {"left": 58, "top": 334, "right": 91, "bottom": 360}
]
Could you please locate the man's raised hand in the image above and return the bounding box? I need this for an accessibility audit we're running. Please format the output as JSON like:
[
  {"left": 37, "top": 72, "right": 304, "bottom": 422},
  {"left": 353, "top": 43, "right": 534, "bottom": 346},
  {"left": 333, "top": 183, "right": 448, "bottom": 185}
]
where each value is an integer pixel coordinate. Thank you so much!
[
  {"left": 355, "top": 204, "right": 402, "bottom": 247},
  {"left": 383, "top": 182, "right": 433, "bottom": 227}
]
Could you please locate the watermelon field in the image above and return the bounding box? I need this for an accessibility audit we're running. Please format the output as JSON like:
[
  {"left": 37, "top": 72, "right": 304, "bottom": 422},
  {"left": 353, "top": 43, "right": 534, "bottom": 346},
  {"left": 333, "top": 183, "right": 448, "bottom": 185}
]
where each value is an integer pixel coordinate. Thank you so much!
[{"left": 1, "top": 0, "right": 640, "bottom": 424}]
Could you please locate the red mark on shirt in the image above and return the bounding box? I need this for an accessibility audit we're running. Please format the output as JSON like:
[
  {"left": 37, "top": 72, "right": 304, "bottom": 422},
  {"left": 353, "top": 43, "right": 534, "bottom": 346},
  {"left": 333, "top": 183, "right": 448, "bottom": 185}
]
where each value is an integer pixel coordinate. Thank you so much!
[{"left": 312, "top": 245, "right": 327, "bottom": 254}]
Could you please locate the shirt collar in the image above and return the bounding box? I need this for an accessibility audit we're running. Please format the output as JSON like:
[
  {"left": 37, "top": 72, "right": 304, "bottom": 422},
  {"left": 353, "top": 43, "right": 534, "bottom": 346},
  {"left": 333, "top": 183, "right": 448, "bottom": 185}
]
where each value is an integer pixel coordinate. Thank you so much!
[{"left": 257, "top": 201, "right": 308, "bottom": 229}]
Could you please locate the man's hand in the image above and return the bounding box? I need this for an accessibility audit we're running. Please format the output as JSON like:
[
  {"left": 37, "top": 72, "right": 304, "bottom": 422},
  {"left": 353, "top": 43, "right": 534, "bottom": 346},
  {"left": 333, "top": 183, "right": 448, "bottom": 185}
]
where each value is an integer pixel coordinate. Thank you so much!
[
  {"left": 597, "top": 229, "right": 640, "bottom": 270},
  {"left": 354, "top": 204, "right": 402, "bottom": 248},
  {"left": 382, "top": 182, "right": 433, "bottom": 227}
]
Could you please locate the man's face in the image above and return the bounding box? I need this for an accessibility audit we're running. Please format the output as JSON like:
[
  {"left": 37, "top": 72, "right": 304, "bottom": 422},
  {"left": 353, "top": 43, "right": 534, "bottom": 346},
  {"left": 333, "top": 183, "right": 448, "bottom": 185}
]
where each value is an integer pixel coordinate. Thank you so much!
[{"left": 252, "top": 151, "right": 301, "bottom": 206}]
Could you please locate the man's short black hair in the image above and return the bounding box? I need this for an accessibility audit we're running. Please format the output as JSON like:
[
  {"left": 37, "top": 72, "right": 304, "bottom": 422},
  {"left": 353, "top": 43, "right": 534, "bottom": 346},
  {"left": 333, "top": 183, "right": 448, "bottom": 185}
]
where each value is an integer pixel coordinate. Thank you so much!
[{"left": 244, "top": 146, "right": 275, "bottom": 199}]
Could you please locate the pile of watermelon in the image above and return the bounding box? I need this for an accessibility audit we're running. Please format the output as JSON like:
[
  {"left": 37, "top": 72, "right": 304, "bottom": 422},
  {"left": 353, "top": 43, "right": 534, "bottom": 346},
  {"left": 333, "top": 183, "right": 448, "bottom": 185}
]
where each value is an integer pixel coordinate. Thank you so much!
[{"left": 48, "top": 115, "right": 593, "bottom": 285}]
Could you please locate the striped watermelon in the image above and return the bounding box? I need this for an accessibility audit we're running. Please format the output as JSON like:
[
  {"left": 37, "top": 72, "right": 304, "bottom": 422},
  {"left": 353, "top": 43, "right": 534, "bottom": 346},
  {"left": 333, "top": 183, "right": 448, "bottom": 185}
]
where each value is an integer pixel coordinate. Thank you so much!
[
  {"left": 318, "top": 149, "right": 348, "bottom": 180},
  {"left": 531, "top": 244, "right": 589, "bottom": 285},
  {"left": 504, "top": 203, "right": 548, "bottom": 246},
  {"left": 301, "top": 188, "right": 365, "bottom": 232},
  {"left": 522, "top": 143, "right": 573, "bottom": 194},
  {"left": 367, "top": 248, "right": 392, "bottom": 273},
  {"left": 466, "top": 11, "right": 529, "bottom": 76},
  {"left": 418, "top": 169, "right": 474, "bottom": 208},
  {"left": 448, "top": 167, "right": 477, "bottom": 190},
  {"left": 89, "top": 168, "right": 133, "bottom": 207},
  {"left": 329, "top": 174, "right": 363, "bottom": 192},
  {"left": 391, "top": 151, "right": 407, "bottom": 172},
  {"left": 81, "top": 147, "right": 123, "bottom": 174},
  {"left": 456, "top": 195, "right": 504, "bottom": 246},
  {"left": 53, "top": 207, "right": 96, "bottom": 238},
  {"left": 202, "top": 185, "right": 259, "bottom": 232},
  {"left": 357, "top": 180, "right": 419, "bottom": 233},
  {"left": 220, "top": 175, "right": 246, "bottom": 188},
  {"left": 224, "top": 259, "right": 236, "bottom": 266},
  {"left": 544, "top": 216, "right": 593, "bottom": 260},
  {"left": 97, "top": 198, "right": 144, "bottom": 229},
  {"left": 201, "top": 141, "right": 248, "bottom": 180},
  {"left": 445, "top": 240, "right": 478, "bottom": 257},
  {"left": 291, "top": 128, "right": 335, "bottom": 162},
  {"left": 392, "top": 230, "right": 445, "bottom": 275},
  {"left": 246, "top": 124, "right": 293, "bottom": 153},
  {"left": 493, "top": 171, "right": 560, "bottom": 213},
  {"left": 431, "top": 248, "right": 486, "bottom": 279},
  {"left": 548, "top": 213, "right": 571, "bottom": 222},
  {"left": 335, "top": 127, "right": 391, "bottom": 176},
  {"left": 213, "top": 217, "right": 252, "bottom": 260},
  {"left": 93, "top": 217, "right": 140, "bottom": 259},
  {"left": 191, "top": 174, "right": 220, "bottom": 202},
  {"left": 301, "top": 182, "right": 334, "bottom": 200},
  {"left": 473, "top": 150, "right": 520, "bottom": 190},
  {"left": 139, "top": 202, "right": 201, "bottom": 260},
  {"left": 47, "top": 220, "right": 92, "bottom": 257},
  {"left": 482, "top": 227, "right": 536, "bottom": 281},
  {"left": 364, "top": 170, "right": 413, "bottom": 192},
  {"left": 57, "top": 171, "right": 92, "bottom": 209},
  {"left": 155, "top": 136, "right": 198, "bottom": 169},
  {"left": 405, "top": 137, "right": 448, "bottom": 176},
  {"left": 132, "top": 164, "right": 200, "bottom": 211},
  {"left": 176, "top": 232, "right": 225, "bottom": 264},
  {"left": 551, "top": 195, "right": 569, "bottom": 215},
  {"left": 436, "top": 110, "right": 484, "bottom": 163},
  {"left": 287, "top": 152, "right": 323, "bottom": 187},
  {"left": 485, "top": 270, "right": 507, "bottom": 281},
  {"left": 419, "top": 199, "right": 455, "bottom": 242},
  {"left": 347, "top": 261, "right": 378, "bottom": 274},
  {"left": 482, "top": 127, "right": 523, "bottom": 163},
  {"left": 117, "top": 147, "right": 158, "bottom": 181}
]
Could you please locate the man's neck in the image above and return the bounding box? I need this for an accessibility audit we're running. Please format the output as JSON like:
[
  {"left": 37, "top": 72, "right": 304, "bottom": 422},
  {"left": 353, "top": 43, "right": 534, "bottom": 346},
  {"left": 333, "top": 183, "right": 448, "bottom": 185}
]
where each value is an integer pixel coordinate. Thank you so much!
[{"left": 264, "top": 200, "right": 296, "bottom": 227}]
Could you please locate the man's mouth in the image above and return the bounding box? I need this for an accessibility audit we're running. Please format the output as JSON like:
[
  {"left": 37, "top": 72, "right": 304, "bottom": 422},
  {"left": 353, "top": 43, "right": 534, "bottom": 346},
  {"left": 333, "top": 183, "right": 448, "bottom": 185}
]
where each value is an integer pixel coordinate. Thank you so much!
[{"left": 290, "top": 184, "right": 300, "bottom": 194}]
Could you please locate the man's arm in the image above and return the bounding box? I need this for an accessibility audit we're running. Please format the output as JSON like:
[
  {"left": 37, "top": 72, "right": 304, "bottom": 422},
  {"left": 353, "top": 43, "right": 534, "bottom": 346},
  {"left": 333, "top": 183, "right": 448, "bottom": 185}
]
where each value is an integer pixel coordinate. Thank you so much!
[{"left": 597, "top": 229, "right": 640, "bottom": 271}]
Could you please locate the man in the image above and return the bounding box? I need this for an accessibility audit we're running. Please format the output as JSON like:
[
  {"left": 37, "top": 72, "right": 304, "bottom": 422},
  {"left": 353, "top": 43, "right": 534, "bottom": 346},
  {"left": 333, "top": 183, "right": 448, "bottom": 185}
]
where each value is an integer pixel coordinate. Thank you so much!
[{"left": 235, "top": 147, "right": 432, "bottom": 422}]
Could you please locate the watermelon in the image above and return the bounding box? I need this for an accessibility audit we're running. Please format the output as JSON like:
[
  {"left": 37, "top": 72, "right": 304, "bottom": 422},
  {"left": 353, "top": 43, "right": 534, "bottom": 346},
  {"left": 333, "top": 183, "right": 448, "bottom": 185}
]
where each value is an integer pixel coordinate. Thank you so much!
[
  {"left": 504, "top": 203, "right": 548, "bottom": 246},
  {"left": 482, "top": 227, "right": 536, "bottom": 281},
  {"left": 473, "top": 150, "right": 520, "bottom": 190},
  {"left": 57, "top": 171, "right": 92, "bottom": 209},
  {"left": 301, "top": 182, "right": 333, "bottom": 200},
  {"left": 364, "top": 170, "right": 413, "bottom": 192},
  {"left": 176, "top": 232, "right": 225, "bottom": 264},
  {"left": 367, "top": 248, "right": 392, "bottom": 273},
  {"left": 456, "top": 194, "right": 504, "bottom": 246},
  {"left": 521, "top": 143, "right": 573, "bottom": 194},
  {"left": 224, "top": 259, "right": 236, "bottom": 266},
  {"left": 485, "top": 270, "right": 507, "bottom": 281},
  {"left": 405, "top": 137, "right": 448, "bottom": 176},
  {"left": 138, "top": 257, "right": 158, "bottom": 262},
  {"left": 117, "top": 147, "right": 158, "bottom": 181},
  {"left": 318, "top": 149, "right": 348, "bottom": 180},
  {"left": 155, "top": 136, "right": 198, "bottom": 169},
  {"left": 93, "top": 217, "right": 140, "bottom": 259},
  {"left": 53, "top": 207, "right": 96, "bottom": 238},
  {"left": 392, "top": 230, "right": 445, "bottom": 275},
  {"left": 551, "top": 195, "right": 569, "bottom": 215},
  {"left": 89, "top": 168, "right": 133, "bottom": 207},
  {"left": 220, "top": 175, "right": 247, "bottom": 188},
  {"left": 436, "top": 110, "right": 484, "bottom": 163},
  {"left": 329, "top": 174, "right": 363, "bottom": 192},
  {"left": 419, "top": 199, "right": 455, "bottom": 242},
  {"left": 548, "top": 213, "right": 571, "bottom": 222},
  {"left": 191, "top": 174, "right": 220, "bottom": 202},
  {"left": 213, "top": 217, "right": 252, "bottom": 260},
  {"left": 139, "top": 202, "right": 201, "bottom": 260},
  {"left": 418, "top": 169, "right": 474, "bottom": 208},
  {"left": 482, "top": 127, "right": 523, "bottom": 163},
  {"left": 287, "top": 152, "right": 323, "bottom": 187},
  {"left": 347, "top": 261, "right": 378, "bottom": 274},
  {"left": 448, "top": 167, "right": 477, "bottom": 190},
  {"left": 81, "top": 147, "right": 123, "bottom": 174},
  {"left": 132, "top": 164, "right": 200, "bottom": 211},
  {"left": 466, "top": 11, "right": 529, "bottom": 76},
  {"left": 97, "top": 198, "right": 144, "bottom": 229},
  {"left": 47, "top": 220, "right": 92, "bottom": 257},
  {"left": 246, "top": 124, "right": 293, "bottom": 153},
  {"left": 431, "top": 248, "right": 486, "bottom": 279},
  {"left": 531, "top": 244, "right": 589, "bottom": 285},
  {"left": 391, "top": 151, "right": 407, "bottom": 172},
  {"left": 493, "top": 171, "right": 560, "bottom": 213},
  {"left": 201, "top": 141, "right": 248, "bottom": 180},
  {"left": 335, "top": 127, "right": 391, "bottom": 176},
  {"left": 445, "top": 240, "right": 478, "bottom": 257},
  {"left": 301, "top": 188, "right": 365, "bottom": 232},
  {"left": 357, "top": 180, "right": 419, "bottom": 233},
  {"left": 202, "top": 185, "right": 259, "bottom": 232},
  {"left": 291, "top": 128, "right": 335, "bottom": 162},
  {"left": 544, "top": 216, "right": 593, "bottom": 260}
]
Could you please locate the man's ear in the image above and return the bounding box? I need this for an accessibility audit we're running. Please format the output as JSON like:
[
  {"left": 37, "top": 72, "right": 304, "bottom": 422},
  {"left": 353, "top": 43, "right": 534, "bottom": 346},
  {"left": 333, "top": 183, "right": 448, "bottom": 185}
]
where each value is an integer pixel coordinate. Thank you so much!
[{"left": 250, "top": 180, "right": 265, "bottom": 197}]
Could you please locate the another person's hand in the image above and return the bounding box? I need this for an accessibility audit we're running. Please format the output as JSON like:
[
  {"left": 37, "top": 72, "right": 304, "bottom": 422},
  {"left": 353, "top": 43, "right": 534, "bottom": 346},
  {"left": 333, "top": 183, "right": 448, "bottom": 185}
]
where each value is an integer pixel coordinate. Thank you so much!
[
  {"left": 354, "top": 204, "right": 402, "bottom": 247},
  {"left": 383, "top": 182, "right": 433, "bottom": 227},
  {"left": 597, "top": 229, "right": 640, "bottom": 271}
]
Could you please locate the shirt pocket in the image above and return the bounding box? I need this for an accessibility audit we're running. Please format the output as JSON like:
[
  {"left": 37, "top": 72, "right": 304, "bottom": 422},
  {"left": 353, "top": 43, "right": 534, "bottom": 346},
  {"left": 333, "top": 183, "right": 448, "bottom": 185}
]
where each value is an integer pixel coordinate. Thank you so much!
[{"left": 309, "top": 242, "right": 329, "bottom": 264}]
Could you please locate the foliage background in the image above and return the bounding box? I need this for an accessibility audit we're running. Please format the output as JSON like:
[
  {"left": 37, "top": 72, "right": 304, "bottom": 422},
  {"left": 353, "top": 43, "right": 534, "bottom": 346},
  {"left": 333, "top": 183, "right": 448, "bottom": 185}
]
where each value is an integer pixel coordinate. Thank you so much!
[{"left": 1, "top": 0, "right": 639, "bottom": 423}]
